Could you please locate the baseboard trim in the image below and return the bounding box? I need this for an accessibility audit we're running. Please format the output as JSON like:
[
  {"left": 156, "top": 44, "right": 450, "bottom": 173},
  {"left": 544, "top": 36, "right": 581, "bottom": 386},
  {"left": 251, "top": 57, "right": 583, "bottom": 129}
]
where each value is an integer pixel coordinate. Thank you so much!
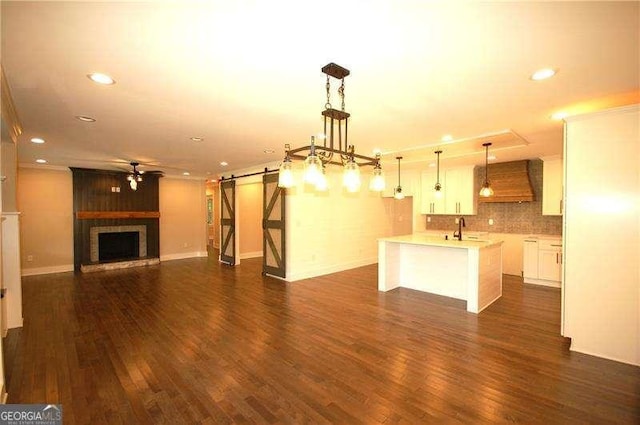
[
  {"left": 286, "top": 257, "right": 377, "bottom": 282},
  {"left": 21, "top": 264, "right": 74, "bottom": 277},
  {"left": 160, "top": 251, "right": 208, "bottom": 261},
  {"left": 523, "top": 277, "right": 561, "bottom": 288},
  {"left": 569, "top": 344, "right": 639, "bottom": 367},
  {"left": 240, "top": 251, "right": 262, "bottom": 260}
]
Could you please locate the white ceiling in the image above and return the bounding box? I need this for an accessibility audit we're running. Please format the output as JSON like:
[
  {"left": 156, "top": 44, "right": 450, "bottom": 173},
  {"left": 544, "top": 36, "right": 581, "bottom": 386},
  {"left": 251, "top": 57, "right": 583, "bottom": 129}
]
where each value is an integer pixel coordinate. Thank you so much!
[{"left": 1, "top": 1, "right": 638, "bottom": 177}]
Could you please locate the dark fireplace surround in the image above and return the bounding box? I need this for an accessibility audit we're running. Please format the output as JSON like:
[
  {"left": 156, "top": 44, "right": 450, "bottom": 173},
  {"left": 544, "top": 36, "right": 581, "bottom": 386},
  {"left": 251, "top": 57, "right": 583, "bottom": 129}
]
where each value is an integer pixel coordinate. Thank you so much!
[{"left": 71, "top": 168, "right": 161, "bottom": 271}]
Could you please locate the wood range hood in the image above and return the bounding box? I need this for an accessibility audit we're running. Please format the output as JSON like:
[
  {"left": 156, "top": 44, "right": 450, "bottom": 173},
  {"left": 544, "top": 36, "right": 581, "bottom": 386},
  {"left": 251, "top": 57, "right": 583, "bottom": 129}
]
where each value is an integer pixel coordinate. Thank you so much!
[{"left": 479, "top": 160, "right": 535, "bottom": 203}]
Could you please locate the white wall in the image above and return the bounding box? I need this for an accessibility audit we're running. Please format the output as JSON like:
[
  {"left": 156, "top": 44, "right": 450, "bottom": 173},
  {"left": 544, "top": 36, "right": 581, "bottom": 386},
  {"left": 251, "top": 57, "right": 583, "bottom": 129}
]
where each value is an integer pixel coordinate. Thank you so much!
[
  {"left": 563, "top": 104, "right": 639, "bottom": 366},
  {"left": 285, "top": 168, "right": 394, "bottom": 281}
]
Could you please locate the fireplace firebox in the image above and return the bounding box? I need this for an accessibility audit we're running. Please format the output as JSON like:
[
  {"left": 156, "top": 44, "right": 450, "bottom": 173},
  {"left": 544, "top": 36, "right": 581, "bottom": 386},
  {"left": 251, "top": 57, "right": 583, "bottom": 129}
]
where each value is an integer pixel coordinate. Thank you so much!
[{"left": 98, "top": 231, "right": 140, "bottom": 261}]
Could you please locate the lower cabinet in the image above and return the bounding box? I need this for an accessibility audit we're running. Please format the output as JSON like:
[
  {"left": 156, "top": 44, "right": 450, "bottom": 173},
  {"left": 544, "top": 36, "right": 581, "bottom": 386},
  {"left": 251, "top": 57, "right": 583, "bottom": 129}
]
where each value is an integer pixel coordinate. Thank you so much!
[{"left": 523, "top": 237, "right": 562, "bottom": 287}]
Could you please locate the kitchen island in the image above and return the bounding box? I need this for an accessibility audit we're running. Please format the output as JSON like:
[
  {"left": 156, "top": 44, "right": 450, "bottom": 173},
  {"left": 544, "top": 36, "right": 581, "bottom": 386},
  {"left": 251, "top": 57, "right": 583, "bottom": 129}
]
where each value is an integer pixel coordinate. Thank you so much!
[{"left": 378, "top": 234, "right": 503, "bottom": 313}]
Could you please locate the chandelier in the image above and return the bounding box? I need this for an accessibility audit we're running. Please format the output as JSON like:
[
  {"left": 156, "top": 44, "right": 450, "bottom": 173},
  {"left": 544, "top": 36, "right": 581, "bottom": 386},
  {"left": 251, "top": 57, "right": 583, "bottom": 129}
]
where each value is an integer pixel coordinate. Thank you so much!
[{"left": 278, "top": 63, "right": 384, "bottom": 193}]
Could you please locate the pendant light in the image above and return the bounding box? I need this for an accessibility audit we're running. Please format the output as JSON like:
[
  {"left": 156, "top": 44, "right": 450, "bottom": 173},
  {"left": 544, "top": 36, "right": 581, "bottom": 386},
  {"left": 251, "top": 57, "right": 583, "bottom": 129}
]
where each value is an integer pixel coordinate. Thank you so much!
[
  {"left": 369, "top": 153, "right": 385, "bottom": 192},
  {"left": 434, "top": 150, "right": 443, "bottom": 199},
  {"left": 479, "top": 142, "right": 494, "bottom": 197},
  {"left": 394, "top": 156, "right": 405, "bottom": 200},
  {"left": 315, "top": 164, "right": 329, "bottom": 191},
  {"left": 303, "top": 136, "right": 323, "bottom": 185},
  {"left": 342, "top": 145, "right": 361, "bottom": 192},
  {"left": 278, "top": 144, "right": 294, "bottom": 188}
]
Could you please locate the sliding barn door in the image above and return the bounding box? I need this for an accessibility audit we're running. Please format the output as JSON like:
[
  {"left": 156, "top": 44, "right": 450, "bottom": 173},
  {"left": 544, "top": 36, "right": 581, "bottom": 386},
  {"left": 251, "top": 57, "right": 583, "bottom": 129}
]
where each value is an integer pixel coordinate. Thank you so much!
[
  {"left": 262, "top": 173, "right": 286, "bottom": 278},
  {"left": 219, "top": 179, "right": 236, "bottom": 265}
]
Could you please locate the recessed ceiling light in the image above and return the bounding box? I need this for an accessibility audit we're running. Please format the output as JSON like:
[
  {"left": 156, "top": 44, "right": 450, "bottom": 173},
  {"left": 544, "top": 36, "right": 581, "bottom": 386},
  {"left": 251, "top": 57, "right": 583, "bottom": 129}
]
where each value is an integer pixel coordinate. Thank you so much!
[
  {"left": 441, "top": 134, "right": 453, "bottom": 142},
  {"left": 30, "top": 137, "right": 45, "bottom": 144},
  {"left": 530, "top": 68, "right": 557, "bottom": 81},
  {"left": 372, "top": 148, "right": 382, "bottom": 155},
  {"left": 36, "top": 159, "right": 47, "bottom": 164},
  {"left": 428, "top": 162, "right": 436, "bottom": 168},
  {"left": 75, "top": 115, "right": 96, "bottom": 122},
  {"left": 551, "top": 111, "right": 568, "bottom": 120},
  {"left": 87, "top": 72, "right": 115, "bottom": 85},
  {"left": 191, "top": 137, "right": 204, "bottom": 142},
  {"left": 488, "top": 155, "right": 497, "bottom": 161},
  {"left": 183, "top": 172, "right": 190, "bottom": 176},
  {"left": 263, "top": 149, "right": 275, "bottom": 154},
  {"left": 220, "top": 161, "right": 228, "bottom": 166}
]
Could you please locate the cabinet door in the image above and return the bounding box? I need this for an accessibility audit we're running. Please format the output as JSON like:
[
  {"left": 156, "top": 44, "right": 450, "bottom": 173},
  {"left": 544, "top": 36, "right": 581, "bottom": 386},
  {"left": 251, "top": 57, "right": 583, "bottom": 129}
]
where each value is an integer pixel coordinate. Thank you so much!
[
  {"left": 542, "top": 159, "right": 563, "bottom": 215},
  {"left": 523, "top": 239, "right": 539, "bottom": 279},
  {"left": 420, "top": 170, "right": 445, "bottom": 214},
  {"left": 444, "top": 167, "right": 476, "bottom": 215},
  {"left": 538, "top": 249, "right": 562, "bottom": 281}
]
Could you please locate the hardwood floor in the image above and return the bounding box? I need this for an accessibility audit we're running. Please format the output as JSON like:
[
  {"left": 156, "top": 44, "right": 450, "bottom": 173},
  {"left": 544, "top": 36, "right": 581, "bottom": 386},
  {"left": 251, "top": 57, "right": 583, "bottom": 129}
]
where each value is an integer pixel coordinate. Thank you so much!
[{"left": 6, "top": 256, "right": 639, "bottom": 424}]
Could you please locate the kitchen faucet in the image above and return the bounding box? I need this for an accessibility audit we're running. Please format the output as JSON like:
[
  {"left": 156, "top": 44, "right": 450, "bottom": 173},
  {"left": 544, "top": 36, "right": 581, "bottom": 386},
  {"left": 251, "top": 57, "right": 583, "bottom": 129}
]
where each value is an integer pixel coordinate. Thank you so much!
[{"left": 453, "top": 217, "right": 466, "bottom": 241}]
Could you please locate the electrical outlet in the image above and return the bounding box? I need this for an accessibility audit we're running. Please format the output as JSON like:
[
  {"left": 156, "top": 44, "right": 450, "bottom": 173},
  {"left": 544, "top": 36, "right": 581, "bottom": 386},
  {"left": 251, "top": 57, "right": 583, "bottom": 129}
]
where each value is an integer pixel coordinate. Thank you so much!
[
  {"left": 455, "top": 218, "right": 459, "bottom": 224},
  {"left": 427, "top": 217, "right": 431, "bottom": 222},
  {"left": 489, "top": 218, "right": 494, "bottom": 225},
  {"left": 183, "top": 242, "right": 188, "bottom": 248},
  {"left": 27, "top": 255, "right": 33, "bottom": 262}
]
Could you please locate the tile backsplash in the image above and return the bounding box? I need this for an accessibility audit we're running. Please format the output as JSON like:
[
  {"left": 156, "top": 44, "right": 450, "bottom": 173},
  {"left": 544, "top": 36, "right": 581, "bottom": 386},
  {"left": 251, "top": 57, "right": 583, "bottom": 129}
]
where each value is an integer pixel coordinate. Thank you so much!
[{"left": 424, "top": 159, "right": 562, "bottom": 235}]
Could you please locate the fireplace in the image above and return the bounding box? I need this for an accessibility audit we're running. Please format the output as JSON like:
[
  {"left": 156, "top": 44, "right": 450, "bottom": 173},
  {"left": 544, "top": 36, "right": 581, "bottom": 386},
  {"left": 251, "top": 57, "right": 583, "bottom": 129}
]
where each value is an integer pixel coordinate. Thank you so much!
[
  {"left": 90, "top": 225, "right": 147, "bottom": 263},
  {"left": 99, "top": 231, "right": 139, "bottom": 261}
]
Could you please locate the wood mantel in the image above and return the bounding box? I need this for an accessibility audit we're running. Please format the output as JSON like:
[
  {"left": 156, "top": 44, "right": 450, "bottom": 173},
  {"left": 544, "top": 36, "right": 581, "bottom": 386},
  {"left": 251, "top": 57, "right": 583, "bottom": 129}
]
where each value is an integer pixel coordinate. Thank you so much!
[{"left": 76, "top": 211, "right": 160, "bottom": 219}]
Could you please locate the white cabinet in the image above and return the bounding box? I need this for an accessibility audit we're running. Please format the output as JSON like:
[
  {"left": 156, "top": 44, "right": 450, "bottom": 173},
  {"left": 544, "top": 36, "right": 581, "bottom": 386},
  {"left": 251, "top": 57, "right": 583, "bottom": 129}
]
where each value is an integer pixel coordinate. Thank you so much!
[
  {"left": 444, "top": 167, "right": 476, "bottom": 215},
  {"left": 522, "top": 238, "right": 539, "bottom": 280},
  {"left": 420, "top": 170, "right": 445, "bottom": 214},
  {"left": 382, "top": 168, "right": 418, "bottom": 198},
  {"left": 420, "top": 166, "right": 476, "bottom": 215},
  {"left": 538, "top": 239, "right": 563, "bottom": 282},
  {"left": 522, "top": 236, "right": 562, "bottom": 287},
  {"left": 542, "top": 158, "right": 563, "bottom": 216}
]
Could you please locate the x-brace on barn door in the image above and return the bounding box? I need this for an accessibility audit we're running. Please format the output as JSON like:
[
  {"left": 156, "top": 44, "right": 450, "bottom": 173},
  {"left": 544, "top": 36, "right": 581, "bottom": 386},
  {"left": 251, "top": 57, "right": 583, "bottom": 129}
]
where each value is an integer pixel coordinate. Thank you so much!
[
  {"left": 220, "top": 179, "right": 236, "bottom": 265},
  {"left": 262, "top": 173, "right": 286, "bottom": 278}
]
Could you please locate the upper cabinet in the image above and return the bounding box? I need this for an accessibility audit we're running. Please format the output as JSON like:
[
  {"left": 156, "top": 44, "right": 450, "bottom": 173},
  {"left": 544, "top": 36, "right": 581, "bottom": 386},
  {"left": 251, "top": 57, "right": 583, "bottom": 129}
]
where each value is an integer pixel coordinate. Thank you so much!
[
  {"left": 420, "top": 170, "right": 445, "bottom": 214},
  {"left": 542, "top": 157, "right": 563, "bottom": 216},
  {"left": 381, "top": 168, "right": 419, "bottom": 198},
  {"left": 444, "top": 167, "right": 476, "bottom": 215},
  {"left": 420, "top": 166, "right": 476, "bottom": 215}
]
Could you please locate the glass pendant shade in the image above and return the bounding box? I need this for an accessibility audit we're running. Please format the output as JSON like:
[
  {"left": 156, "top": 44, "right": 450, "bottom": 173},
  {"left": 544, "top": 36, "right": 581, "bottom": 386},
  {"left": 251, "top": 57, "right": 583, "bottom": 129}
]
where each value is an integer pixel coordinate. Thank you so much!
[
  {"left": 315, "top": 167, "right": 329, "bottom": 191},
  {"left": 343, "top": 160, "right": 361, "bottom": 192},
  {"left": 129, "top": 179, "right": 138, "bottom": 191},
  {"left": 304, "top": 154, "right": 323, "bottom": 185},
  {"left": 480, "top": 181, "right": 494, "bottom": 197},
  {"left": 278, "top": 159, "right": 294, "bottom": 188},
  {"left": 434, "top": 183, "right": 443, "bottom": 199},
  {"left": 369, "top": 167, "right": 385, "bottom": 192},
  {"left": 394, "top": 186, "right": 405, "bottom": 200}
]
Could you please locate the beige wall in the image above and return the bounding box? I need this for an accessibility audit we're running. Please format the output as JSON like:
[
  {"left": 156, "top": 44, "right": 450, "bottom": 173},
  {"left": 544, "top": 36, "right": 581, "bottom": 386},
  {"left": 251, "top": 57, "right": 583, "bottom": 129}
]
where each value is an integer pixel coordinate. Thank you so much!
[
  {"left": 159, "top": 177, "right": 207, "bottom": 260},
  {"left": 18, "top": 167, "right": 74, "bottom": 274},
  {"left": 17, "top": 168, "right": 208, "bottom": 273},
  {"left": 238, "top": 182, "right": 262, "bottom": 258}
]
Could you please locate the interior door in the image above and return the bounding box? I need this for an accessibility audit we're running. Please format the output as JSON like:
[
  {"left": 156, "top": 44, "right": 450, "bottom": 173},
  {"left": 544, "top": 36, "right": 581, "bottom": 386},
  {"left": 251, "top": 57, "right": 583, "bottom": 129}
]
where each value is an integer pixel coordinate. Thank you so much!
[
  {"left": 262, "top": 173, "right": 286, "bottom": 278},
  {"left": 219, "top": 179, "right": 236, "bottom": 265}
]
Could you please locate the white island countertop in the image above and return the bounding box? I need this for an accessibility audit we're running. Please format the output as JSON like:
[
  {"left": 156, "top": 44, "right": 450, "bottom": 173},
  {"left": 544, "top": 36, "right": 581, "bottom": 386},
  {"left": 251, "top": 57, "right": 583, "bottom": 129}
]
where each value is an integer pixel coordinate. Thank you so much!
[{"left": 378, "top": 234, "right": 503, "bottom": 250}]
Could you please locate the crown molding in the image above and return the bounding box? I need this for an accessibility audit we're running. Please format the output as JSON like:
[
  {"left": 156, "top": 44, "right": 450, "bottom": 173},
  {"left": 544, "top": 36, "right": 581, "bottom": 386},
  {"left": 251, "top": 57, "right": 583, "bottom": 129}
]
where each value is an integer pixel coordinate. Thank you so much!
[{"left": 1, "top": 66, "right": 22, "bottom": 143}]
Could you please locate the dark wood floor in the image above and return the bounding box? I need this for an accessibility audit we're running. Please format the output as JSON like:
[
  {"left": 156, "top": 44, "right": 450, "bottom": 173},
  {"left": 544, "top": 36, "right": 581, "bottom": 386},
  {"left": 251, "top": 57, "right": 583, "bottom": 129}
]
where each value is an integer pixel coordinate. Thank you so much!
[{"left": 5, "top": 255, "right": 640, "bottom": 424}]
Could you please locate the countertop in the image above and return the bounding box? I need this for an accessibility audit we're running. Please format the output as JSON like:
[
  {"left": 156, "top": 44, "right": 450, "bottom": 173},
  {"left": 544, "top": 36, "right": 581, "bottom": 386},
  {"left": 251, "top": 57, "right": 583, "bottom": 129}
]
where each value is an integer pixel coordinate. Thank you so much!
[{"left": 378, "top": 233, "right": 504, "bottom": 250}]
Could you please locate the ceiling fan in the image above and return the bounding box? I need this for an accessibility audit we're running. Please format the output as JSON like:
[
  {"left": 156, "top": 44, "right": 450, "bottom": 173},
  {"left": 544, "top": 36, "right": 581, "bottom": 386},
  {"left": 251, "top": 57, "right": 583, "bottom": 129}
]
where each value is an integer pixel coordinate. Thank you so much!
[{"left": 126, "top": 161, "right": 164, "bottom": 191}]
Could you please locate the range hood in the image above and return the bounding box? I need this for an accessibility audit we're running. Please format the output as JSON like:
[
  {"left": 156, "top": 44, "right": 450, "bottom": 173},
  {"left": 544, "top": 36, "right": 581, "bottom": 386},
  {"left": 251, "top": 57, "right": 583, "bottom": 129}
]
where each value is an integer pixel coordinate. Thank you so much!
[{"left": 479, "top": 160, "right": 535, "bottom": 203}]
